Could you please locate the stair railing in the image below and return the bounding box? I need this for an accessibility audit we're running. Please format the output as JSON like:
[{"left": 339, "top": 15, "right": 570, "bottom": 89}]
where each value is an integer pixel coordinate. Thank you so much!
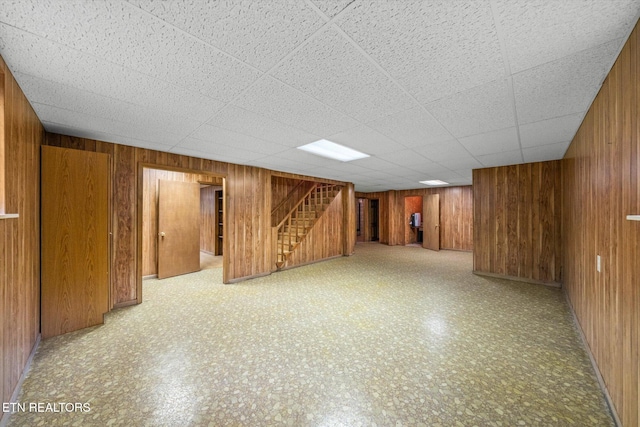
[{"left": 274, "top": 183, "right": 341, "bottom": 268}]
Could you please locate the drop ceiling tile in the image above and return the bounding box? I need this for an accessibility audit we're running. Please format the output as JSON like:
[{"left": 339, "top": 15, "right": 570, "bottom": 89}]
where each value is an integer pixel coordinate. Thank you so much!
[
  {"left": 413, "top": 140, "right": 471, "bottom": 162},
  {"left": 522, "top": 141, "right": 571, "bottom": 163},
  {"left": 42, "top": 121, "right": 175, "bottom": 152},
  {"left": 405, "top": 162, "right": 452, "bottom": 177},
  {"left": 349, "top": 156, "right": 403, "bottom": 171},
  {"left": 458, "top": 127, "right": 520, "bottom": 156},
  {"left": 439, "top": 156, "right": 484, "bottom": 171},
  {"left": 174, "top": 138, "right": 268, "bottom": 162},
  {"left": 128, "top": 0, "right": 325, "bottom": 71},
  {"left": 273, "top": 148, "right": 348, "bottom": 167},
  {"left": 320, "top": 162, "right": 379, "bottom": 177},
  {"left": 249, "top": 156, "right": 318, "bottom": 173},
  {"left": 366, "top": 107, "right": 454, "bottom": 148},
  {"left": 33, "top": 102, "right": 185, "bottom": 146},
  {"left": 513, "top": 39, "right": 621, "bottom": 124},
  {"left": 426, "top": 79, "right": 515, "bottom": 138},
  {"left": 476, "top": 149, "right": 524, "bottom": 168},
  {"left": 519, "top": 112, "right": 585, "bottom": 148},
  {"left": 379, "top": 149, "right": 432, "bottom": 168},
  {"left": 169, "top": 145, "right": 251, "bottom": 165},
  {"left": 494, "top": 0, "right": 640, "bottom": 73},
  {"left": 208, "top": 105, "right": 320, "bottom": 148},
  {"left": 1, "top": 1, "right": 261, "bottom": 101},
  {"left": 272, "top": 28, "right": 416, "bottom": 123},
  {"left": 327, "top": 126, "right": 405, "bottom": 156},
  {"left": 233, "top": 76, "right": 360, "bottom": 136},
  {"left": 309, "top": 0, "right": 355, "bottom": 18},
  {"left": 336, "top": 1, "right": 504, "bottom": 103},
  {"left": 16, "top": 72, "right": 202, "bottom": 137},
  {"left": 189, "top": 125, "right": 290, "bottom": 156},
  {"left": 0, "top": 24, "right": 226, "bottom": 122}
]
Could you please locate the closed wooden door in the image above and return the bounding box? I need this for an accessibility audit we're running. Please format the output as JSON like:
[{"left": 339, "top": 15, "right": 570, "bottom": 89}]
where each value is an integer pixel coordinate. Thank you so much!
[
  {"left": 41, "top": 146, "right": 110, "bottom": 339},
  {"left": 423, "top": 194, "right": 440, "bottom": 251},
  {"left": 157, "top": 180, "right": 200, "bottom": 279}
]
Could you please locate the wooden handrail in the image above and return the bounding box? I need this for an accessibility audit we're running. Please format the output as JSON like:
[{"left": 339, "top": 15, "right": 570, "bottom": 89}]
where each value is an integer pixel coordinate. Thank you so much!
[
  {"left": 275, "top": 183, "right": 341, "bottom": 268},
  {"left": 271, "top": 180, "right": 315, "bottom": 226},
  {"left": 275, "top": 183, "right": 319, "bottom": 229}
]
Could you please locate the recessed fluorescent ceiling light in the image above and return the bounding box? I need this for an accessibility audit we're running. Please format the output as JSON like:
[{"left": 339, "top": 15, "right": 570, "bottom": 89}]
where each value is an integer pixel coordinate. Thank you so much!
[
  {"left": 420, "top": 180, "right": 449, "bottom": 186},
  {"left": 297, "top": 139, "right": 369, "bottom": 162}
]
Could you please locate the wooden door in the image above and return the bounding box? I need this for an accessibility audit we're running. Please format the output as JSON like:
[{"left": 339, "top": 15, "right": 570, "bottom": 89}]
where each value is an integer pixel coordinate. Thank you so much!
[
  {"left": 41, "top": 146, "right": 110, "bottom": 339},
  {"left": 423, "top": 194, "right": 440, "bottom": 251},
  {"left": 157, "top": 180, "right": 200, "bottom": 279}
]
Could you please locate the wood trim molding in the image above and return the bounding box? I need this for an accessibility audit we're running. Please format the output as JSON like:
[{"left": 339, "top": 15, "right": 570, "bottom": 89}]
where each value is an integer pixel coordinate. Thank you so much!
[
  {"left": 563, "top": 292, "right": 622, "bottom": 427},
  {"left": 472, "top": 270, "right": 562, "bottom": 288}
]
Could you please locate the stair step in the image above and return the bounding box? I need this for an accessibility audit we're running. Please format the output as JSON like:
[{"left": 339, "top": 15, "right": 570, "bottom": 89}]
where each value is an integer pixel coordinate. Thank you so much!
[
  {"left": 276, "top": 246, "right": 294, "bottom": 255},
  {"left": 296, "top": 211, "right": 318, "bottom": 218}
]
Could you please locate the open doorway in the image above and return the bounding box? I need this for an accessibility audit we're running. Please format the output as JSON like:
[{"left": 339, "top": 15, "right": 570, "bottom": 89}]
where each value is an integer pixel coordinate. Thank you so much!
[
  {"left": 356, "top": 198, "right": 380, "bottom": 242},
  {"left": 139, "top": 166, "right": 225, "bottom": 296},
  {"left": 404, "top": 196, "right": 423, "bottom": 246},
  {"left": 199, "top": 183, "right": 223, "bottom": 270}
]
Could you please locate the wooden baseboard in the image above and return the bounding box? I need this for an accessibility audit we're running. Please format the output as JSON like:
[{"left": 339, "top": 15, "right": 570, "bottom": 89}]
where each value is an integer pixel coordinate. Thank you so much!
[
  {"left": 142, "top": 274, "right": 157, "bottom": 280},
  {"left": 563, "top": 291, "right": 621, "bottom": 426},
  {"left": 278, "top": 254, "right": 344, "bottom": 272},
  {"left": 113, "top": 299, "right": 138, "bottom": 309},
  {"left": 0, "top": 334, "right": 41, "bottom": 427},
  {"left": 224, "top": 271, "right": 272, "bottom": 284},
  {"left": 472, "top": 270, "right": 561, "bottom": 288}
]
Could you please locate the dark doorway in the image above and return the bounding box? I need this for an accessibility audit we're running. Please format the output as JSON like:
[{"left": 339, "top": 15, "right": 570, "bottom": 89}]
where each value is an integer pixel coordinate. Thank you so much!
[{"left": 370, "top": 199, "right": 379, "bottom": 241}]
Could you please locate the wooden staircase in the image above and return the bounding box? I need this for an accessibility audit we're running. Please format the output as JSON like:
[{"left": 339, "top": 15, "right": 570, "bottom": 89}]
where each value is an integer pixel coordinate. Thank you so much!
[{"left": 274, "top": 183, "right": 341, "bottom": 270}]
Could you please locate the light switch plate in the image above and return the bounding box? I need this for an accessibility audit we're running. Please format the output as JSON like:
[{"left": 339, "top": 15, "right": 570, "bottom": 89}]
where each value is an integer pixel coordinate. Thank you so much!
[{"left": 597, "top": 255, "right": 601, "bottom": 273}]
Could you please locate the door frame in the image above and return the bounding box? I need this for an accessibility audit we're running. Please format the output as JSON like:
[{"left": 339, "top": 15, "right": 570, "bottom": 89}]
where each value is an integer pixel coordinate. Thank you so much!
[
  {"left": 423, "top": 193, "right": 440, "bottom": 251},
  {"left": 136, "top": 163, "right": 226, "bottom": 304}
]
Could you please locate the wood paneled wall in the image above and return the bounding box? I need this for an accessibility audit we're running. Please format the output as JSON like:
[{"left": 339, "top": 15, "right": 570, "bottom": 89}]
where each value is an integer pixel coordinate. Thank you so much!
[
  {"left": 285, "top": 188, "right": 345, "bottom": 267},
  {"left": 562, "top": 22, "right": 639, "bottom": 427},
  {"left": 45, "top": 133, "right": 353, "bottom": 299},
  {"left": 342, "top": 183, "right": 356, "bottom": 256},
  {"left": 472, "top": 161, "right": 562, "bottom": 284},
  {"left": 141, "top": 168, "right": 221, "bottom": 276},
  {"left": 224, "top": 163, "right": 272, "bottom": 281},
  {"left": 0, "top": 56, "right": 44, "bottom": 422},
  {"left": 271, "top": 177, "right": 314, "bottom": 227},
  {"left": 358, "top": 186, "right": 473, "bottom": 250}
]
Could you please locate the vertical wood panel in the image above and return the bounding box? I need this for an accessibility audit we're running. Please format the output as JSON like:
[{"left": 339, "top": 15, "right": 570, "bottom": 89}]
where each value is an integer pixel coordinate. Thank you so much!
[
  {"left": 343, "top": 183, "right": 356, "bottom": 256},
  {"left": 472, "top": 161, "right": 561, "bottom": 285},
  {"left": 0, "top": 55, "right": 44, "bottom": 423},
  {"left": 563, "top": 22, "right": 640, "bottom": 426}
]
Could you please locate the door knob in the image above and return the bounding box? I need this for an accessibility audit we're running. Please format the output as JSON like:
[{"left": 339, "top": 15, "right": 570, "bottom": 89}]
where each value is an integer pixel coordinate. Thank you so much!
[{"left": 159, "top": 232, "right": 166, "bottom": 238}]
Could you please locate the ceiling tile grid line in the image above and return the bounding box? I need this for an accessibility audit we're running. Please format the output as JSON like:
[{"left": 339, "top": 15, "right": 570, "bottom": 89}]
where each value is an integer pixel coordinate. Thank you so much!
[
  {"left": 122, "top": 0, "right": 270, "bottom": 75},
  {"left": 163, "top": 1, "right": 367, "bottom": 152},
  {"left": 327, "top": 21, "right": 473, "bottom": 164},
  {"left": 0, "top": 2, "right": 260, "bottom": 103},
  {"left": 489, "top": 0, "right": 525, "bottom": 163},
  {"left": 0, "top": 21, "right": 232, "bottom": 110},
  {"left": 1, "top": 1, "right": 639, "bottom": 191}
]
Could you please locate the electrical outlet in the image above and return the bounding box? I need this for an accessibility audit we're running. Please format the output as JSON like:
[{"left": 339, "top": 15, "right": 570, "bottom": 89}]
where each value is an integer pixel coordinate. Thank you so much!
[{"left": 597, "top": 255, "right": 601, "bottom": 273}]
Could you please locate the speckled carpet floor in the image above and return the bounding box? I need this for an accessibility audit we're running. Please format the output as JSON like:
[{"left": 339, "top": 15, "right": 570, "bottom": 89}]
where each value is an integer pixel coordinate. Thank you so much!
[{"left": 7, "top": 243, "right": 613, "bottom": 426}]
